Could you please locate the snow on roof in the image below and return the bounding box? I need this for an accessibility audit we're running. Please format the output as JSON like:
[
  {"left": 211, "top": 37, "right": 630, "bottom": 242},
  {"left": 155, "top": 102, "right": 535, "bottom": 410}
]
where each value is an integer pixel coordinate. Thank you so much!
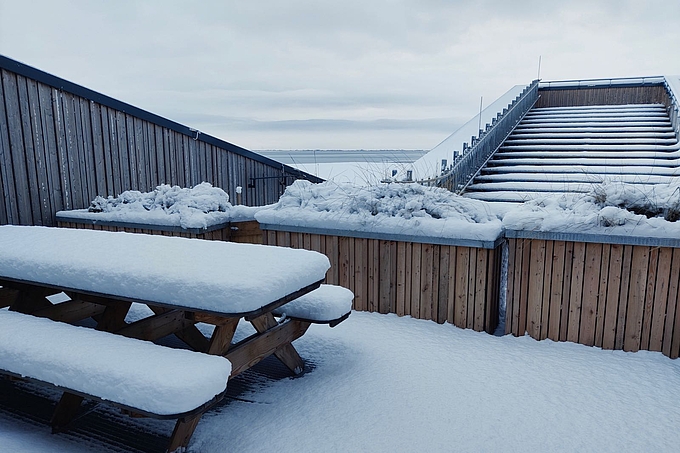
[
  {"left": 254, "top": 180, "right": 507, "bottom": 244},
  {"left": 0, "top": 226, "right": 330, "bottom": 314},
  {"left": 57, "top": 182, "right": 263, "bottom": 230}
]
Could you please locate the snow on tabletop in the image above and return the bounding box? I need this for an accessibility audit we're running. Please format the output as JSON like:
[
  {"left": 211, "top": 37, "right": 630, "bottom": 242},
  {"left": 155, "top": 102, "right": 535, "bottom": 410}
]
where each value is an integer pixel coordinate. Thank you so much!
[
  {"left": 57, "top": 182, "right": 264, "bottom": 229},
  {"left": 0, "top": 310, "right": 230, "bottom": 415},
  {"left": 273, "top": 284, "right": 353, "bottom": 322},
  {"left": 0, "top": 226, "right": 330, "bottom": 314},
  {"left": 254, "top": 180, "right": 506, "bottom": 242},
  {"left": 502, "top": 179, "right": 680, "bottom": 238}
]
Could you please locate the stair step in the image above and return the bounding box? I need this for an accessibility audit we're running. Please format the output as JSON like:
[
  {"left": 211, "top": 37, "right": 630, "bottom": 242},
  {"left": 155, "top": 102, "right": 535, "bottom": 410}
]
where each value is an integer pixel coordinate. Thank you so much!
[
  {"left": 505, "top": 131, "right": 677, "bottom": 139},
  {"left": 463, "top": 191, "right": 575, "bottom": 203},
  {"left": 480, "top": 165, "right": 680, "bottom": 176},
  {"left": 474, "top": 172, "right": 676, "bottom": 184},
  {"left": 486, "top": 157, "right": 680, "bottom": 167},
  {"left": 460, "top": 102, "right": 679, "bottom": 203},
  {"left": 512, "top": 126, "right": 674, "bottom": 134},
  {"left": 518, "top": 118, "right": 672, "bottom": 129},
  {"left": 531, "top": 103, "right": 665, "bottom": 112},
  {"left": 504, "top": 138, "right": 677, "bottom": 145}
]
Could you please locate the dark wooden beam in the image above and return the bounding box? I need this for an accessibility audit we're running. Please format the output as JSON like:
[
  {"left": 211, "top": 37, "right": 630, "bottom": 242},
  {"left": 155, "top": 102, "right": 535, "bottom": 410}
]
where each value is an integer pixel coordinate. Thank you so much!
[
  {"left": 149, "top": 305, "right": 210, "bottom": 352},
  {"left": 116, "top": 310, "right": 194, "bottom": 341},
  {"left": 225, "top": 319, "right": 310, "bottom": 378},
  {"left": 51, "top": 392, "right": 84, "bottom": 433},
  {"left": 206, "top": 318, "right": 239, "bottom": 356},
  {"left": 250, "top": 312, "right": 305, "bottom": 375},
  {"left": 33, "top": 300, "right": 106, "bottom": 323},
  {"left": 0, "top": 287, "right": 20, "bottom": 309}
]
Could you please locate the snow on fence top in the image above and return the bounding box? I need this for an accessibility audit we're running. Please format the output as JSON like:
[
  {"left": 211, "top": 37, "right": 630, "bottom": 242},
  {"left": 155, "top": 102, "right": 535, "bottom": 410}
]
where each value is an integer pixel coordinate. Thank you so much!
[
  {"left": 503, "top": 179, "right": 680, "bottom": 244},
  {"left": 56, "top": 178, "right": 680, "bottom": 246},
  {"left": 57, "top": 182, "right": 262, "bottom": 230},
  {"left": 0, "top": 225, "right": 330, "bottom": 314},
  {"left": 255, "top": 180, "right": 507, "bottom": 245}
]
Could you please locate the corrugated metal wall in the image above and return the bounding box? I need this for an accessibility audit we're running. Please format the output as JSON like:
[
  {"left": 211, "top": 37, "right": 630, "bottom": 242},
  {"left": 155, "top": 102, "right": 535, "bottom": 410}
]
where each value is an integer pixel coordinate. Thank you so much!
[{"left": 0, "top": 55, "right": 321, "bottom": 226}]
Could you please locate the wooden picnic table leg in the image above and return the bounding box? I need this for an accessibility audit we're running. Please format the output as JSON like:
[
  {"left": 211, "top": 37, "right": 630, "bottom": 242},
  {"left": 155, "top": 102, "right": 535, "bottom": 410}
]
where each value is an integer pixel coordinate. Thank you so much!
[
  {"left": 51, "top": 392, "right": 84, "bottom": 433},
  {"left": 95, "top": 301, "right": 132, "bottom": 332},
  {"left": 250, "top": 313, "right": 306, "bottom": 375},
  {"left": 207, "top": 318, "right": 239, "bottom": 356},
  {"left": 167, "top": 413, "right": 203, "bottom": 453},
  {"left": 149, "top": 306, "right": 211, "bottom": 352},
  {"left": 0, "top": 287, "right": 20, "bottom": 309}
]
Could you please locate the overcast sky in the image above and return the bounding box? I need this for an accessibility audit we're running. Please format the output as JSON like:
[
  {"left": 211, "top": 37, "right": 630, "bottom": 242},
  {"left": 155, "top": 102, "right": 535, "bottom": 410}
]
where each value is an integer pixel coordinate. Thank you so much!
[{"left": 1, "top": 0, "right": 679, "bottom": 151}]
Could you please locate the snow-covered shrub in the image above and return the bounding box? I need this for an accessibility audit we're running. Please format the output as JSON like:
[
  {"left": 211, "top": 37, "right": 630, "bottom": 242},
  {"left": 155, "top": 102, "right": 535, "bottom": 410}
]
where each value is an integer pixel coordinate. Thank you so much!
[
  {"left": 590, "top": 180, "right": 680, "bottom": 222},
  {"left": 89, "top": 182, "right": 231, "bottom": 214},
  {"left": 255, "top": 180, "right": 505, "bottom": 241},
  {"left": 503, "top": 179, "right": 680, "bottom": 237},
  {"left": 79, "top": 182, "right": 260, "bottom": 229}
]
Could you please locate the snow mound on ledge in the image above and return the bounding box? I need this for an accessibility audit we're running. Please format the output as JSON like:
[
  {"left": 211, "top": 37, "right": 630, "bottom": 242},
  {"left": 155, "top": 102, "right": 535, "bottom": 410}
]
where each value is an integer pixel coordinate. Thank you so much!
[
  {"left": 67, "top": 183, "right": 262, "bottom": 229},
  {"left": 503, "top": 179, "right": 680, "bottom": 238},
  {"left": 255, "top": 180, "right": 506, "bottom": 242}
]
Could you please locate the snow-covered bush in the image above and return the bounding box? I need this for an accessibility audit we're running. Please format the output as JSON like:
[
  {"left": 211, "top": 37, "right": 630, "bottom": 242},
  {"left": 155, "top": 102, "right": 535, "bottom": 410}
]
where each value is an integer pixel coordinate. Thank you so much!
[
  {"left": 70, "top": 182, "right": 261, "bottom": 229},
  {"left": 591, "top": 180, "right": 680, "bottom": 222},
  {"left": 502, "top": 179, "right": 680, "bottom": 237},
  {"left": 89, "top": 182, "right": 231, "bottom": 215},
  {"left": 255, "top": 180, "right": 505, "bottom": 241}
]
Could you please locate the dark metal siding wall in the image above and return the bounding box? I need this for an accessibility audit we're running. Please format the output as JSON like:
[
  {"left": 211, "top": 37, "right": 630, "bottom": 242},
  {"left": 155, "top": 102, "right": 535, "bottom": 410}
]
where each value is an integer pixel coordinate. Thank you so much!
[
  {"left": 535, "top": 85, "right": 670, "bottom": 108},
  {"left": 0, "top": 56, "right": 321, "bottom": 226}
]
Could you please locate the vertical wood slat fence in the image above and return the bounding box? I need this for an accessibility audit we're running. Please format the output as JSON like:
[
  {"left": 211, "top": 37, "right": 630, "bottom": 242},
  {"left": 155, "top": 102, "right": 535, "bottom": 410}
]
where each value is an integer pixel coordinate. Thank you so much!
[
  {"left": 55, "top": 217, "right": 501, "bottom": 333},
  {"left": 536, "top": 84, "right": 671, "bottom": 108},
  {"left": 506, "top": 235, "right": 680, "bottom": 358},
  {"left": 262, "top": 228, "right": 501, "bottom": 333},
  {"left": 0, "top": 55, "right": 320, "bottom": 227},
  {"left": 56, "top": 219, "right": 263, "bottom": 244}
]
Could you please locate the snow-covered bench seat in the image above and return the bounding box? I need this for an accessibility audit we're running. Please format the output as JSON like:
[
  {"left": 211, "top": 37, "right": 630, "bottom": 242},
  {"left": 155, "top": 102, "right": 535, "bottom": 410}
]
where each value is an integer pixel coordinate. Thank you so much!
[
  {"left": 273, "top": 284, "right": 353, "bottom": 327},
  {"left": 0, "top": 309, "right": 231, "bottom": 452}
]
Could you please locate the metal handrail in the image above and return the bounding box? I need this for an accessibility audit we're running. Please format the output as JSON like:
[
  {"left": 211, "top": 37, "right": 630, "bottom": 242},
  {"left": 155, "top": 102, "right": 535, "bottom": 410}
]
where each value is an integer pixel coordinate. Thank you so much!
[
  {"left": 540, "top": 76, "right": 666, "bottom": 89},
  {"left": 662, "top": 77, "right": 680, "bottom": 138},
  {"left": 423, "top": 80, "right": 539, "bottom": 193}
]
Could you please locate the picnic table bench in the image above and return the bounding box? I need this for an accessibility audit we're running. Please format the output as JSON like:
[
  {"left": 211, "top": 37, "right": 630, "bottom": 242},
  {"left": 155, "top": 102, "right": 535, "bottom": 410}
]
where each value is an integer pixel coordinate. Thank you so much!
[{"left": 0, "top": 225, "right": 353, "bottom": 452}]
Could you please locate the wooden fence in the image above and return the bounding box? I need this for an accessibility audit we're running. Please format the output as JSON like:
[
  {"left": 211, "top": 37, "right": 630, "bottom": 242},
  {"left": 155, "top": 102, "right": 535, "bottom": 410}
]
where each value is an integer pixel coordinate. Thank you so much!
[
  {"left": 0, "top": 55, "right": 320, "bottom": 227},
  {"left": 56, "top": 219, "right": 263, "bottom": 244},
  {"left": 261, "top": 228, "right": 501, "bottom": 333},
  {"left": 536, "top": 84, "right": 671, "bottom": 108},
  {"left": 506, "top": 234, "right": 680, "bottom": 358},
  {"left": 56, "top": 217, "right": 501, "bottom": 333}
]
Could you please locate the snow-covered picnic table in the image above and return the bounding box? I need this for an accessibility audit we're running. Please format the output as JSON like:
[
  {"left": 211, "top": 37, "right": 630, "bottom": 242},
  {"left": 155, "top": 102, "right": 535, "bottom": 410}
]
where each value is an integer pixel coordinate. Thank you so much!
[{"left": 0, "top": 225, "right": 353, "bottom": 452}]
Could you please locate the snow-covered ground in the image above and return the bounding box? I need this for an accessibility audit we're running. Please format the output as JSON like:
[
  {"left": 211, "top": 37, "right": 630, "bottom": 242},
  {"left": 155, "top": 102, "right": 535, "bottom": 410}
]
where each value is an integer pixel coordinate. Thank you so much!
[{"left": 3, "top": 311, "right": 680, "bottom": 452}]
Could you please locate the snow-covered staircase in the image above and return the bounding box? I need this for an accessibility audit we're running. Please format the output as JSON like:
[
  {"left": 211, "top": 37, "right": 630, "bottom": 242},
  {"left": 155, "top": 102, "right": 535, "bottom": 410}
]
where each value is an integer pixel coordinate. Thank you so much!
[{"left": 463, "top": 103, "right": 680, "bottom": 203}]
